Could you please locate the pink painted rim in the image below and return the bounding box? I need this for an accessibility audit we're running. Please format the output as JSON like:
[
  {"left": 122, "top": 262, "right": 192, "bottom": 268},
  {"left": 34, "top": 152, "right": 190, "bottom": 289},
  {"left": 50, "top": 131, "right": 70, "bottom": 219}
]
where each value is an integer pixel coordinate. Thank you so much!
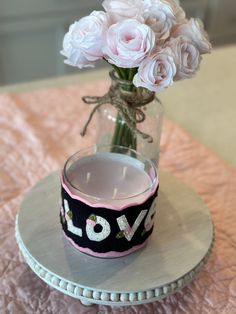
[
  {"left": 63, "top": 231, "right": 148, "bottom": 258},
  {"left": 61, "top": 173, "right": 159, "bottom": 211}
]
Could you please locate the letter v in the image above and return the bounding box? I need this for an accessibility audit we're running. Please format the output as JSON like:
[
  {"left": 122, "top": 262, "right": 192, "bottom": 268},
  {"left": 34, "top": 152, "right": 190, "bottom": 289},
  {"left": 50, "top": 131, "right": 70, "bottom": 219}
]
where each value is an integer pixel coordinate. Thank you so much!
[{"left": 117, "top": 210, "right": 148, "bottom": 241}]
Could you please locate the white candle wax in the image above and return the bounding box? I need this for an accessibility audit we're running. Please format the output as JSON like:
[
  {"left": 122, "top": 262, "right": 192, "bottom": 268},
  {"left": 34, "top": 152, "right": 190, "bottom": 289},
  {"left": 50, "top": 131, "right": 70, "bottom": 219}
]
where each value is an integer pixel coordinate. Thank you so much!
[{"left": 65, "top": 152, "right": 157, "bottom": 209}]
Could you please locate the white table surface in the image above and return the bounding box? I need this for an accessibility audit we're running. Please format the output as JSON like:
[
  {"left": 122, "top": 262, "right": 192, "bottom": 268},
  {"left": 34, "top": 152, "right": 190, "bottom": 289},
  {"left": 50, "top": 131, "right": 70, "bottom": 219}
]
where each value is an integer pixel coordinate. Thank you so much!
[{"left": 16, "top": 171, "right": 214, "bottom": 306}]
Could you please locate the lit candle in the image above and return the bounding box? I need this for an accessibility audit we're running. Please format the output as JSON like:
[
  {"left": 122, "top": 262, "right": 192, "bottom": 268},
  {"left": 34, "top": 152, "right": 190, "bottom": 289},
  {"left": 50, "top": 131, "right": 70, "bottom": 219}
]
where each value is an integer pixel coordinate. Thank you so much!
[{"left": 60, "top": 145, "right": 159, "bottom": 258}]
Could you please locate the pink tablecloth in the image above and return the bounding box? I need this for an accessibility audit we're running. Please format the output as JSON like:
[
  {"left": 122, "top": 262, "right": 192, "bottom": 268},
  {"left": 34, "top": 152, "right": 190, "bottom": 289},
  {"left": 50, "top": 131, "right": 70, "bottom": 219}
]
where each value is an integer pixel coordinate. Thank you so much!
[{"left": 0, "top": 80, "right": 236, "bottom": 314}]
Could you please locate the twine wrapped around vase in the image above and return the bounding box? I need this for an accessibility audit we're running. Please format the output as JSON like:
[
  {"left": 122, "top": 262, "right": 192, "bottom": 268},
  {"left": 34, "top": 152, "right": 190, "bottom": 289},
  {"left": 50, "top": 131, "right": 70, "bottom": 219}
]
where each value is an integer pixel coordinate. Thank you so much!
[{"left": 80, "top": 81, "right": 157, "bottom": 143}]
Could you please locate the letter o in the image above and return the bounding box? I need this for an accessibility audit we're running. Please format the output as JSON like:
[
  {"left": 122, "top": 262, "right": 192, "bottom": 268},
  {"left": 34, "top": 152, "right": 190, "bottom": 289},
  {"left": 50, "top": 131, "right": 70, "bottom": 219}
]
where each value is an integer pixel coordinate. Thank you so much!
[{"left": 86, "top": 216, "right": 111, "bottom": 242}]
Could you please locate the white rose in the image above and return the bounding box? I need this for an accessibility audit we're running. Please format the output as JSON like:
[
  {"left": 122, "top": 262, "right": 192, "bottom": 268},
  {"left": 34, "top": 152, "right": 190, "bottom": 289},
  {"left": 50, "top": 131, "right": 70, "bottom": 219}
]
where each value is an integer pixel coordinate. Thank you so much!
[
  {"left": 102, "top": 0, "right": 144, "bottom": 23},
  {"left": 167, "top": 37, "right": 201, "bottom": 80},
  {"left": 165, "top": 0, "right": 186, "bottom": 22},
  {"left": 143, "top": 0, "right": 185, "bottom": 41},
  {"left": 61, "top": 11, "right": 108, "bottom": 68},
  {"left": 133, "top": 47, "right": 176, "bottom": 92},
  {"left": 103, "top": 19, "right": 155, "bottom": 68},
  {"left": 172, "top": 18, "right": 212, "bottom": 54}
]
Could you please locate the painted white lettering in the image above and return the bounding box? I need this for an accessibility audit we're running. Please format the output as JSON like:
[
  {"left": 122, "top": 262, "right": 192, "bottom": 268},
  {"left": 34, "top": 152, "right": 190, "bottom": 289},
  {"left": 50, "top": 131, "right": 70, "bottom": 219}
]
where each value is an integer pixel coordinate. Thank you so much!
[
  {"left": 64, "top": 199, "right": 82, "bottom": 237},
  {"left": 144, "top": 197, "right": 157, "bottom": 232},
  {"left": 117, "top": 210, "right": 148, "bottom": 241},
  {"left": 86, "top": 216, "right": 111, "bottom": 242}
]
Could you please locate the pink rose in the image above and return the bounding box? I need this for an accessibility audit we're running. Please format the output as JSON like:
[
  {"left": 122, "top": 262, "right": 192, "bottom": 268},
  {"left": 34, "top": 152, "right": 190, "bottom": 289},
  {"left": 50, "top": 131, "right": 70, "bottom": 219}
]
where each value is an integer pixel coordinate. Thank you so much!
[
  {"left": 143, "top": 0, "right": 185, "bottom": 41},
  {"left": 86, "top": 219, "right": 96, "bottom": 227},
  {"left": 172, "top": 18, "right": 212, "bottom": 54},
  {"left": 133, "top": 48, "right": 176, "bottom": 92},
  {"left": 124, "top": 226, "right": 132, "bottom": 236},
  {"left": 166, "top": 0, "right": 186, "bottom": 22},
  {"left": 103, "top": 19, "right": 155, "bottom": 68},
  {"left": 102, "top": 0, "right": 144, "bottom": 23},
  {"left": 167, "top": 37, "right": 201, "bottom": 80},
  {"left": 61, "top": 11, "right": 108, "bottom": 68}
]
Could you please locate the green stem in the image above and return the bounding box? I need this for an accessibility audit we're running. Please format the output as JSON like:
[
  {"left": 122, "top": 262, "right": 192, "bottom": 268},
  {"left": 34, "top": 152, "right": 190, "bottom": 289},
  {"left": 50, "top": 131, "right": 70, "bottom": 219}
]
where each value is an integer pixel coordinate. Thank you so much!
[
  {"left": 116, "top": 120, "right": 125, "bottom": 146},
  {"left": 123, "top": 124, "right": 130, "bottom": 147},
  {"left": 128, "top": 67, "right": 138, "bottom": 82},
  {"left": 111, "top": 113, "right": 122, "bottom": 146},
  {"left": 112, "top": 65, "right": 128, "bottom": 80},
  {"left": 110, "top": 66, "right": 138, "bottom": 152}
]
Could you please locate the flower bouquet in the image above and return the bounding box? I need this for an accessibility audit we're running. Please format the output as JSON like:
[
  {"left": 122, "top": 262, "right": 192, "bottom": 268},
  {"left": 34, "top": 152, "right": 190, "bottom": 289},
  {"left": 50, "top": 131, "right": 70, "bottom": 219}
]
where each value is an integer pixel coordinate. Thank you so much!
[{"left": 61, "top": 0, "right": 211, "bottom": 152}]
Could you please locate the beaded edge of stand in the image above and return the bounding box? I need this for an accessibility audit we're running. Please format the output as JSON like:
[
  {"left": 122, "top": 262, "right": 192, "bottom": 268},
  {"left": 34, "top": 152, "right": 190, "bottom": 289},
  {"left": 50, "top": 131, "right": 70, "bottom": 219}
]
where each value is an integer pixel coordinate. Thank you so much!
[{"left": 15, "top": 214, "right": 215, "bottom": 306}]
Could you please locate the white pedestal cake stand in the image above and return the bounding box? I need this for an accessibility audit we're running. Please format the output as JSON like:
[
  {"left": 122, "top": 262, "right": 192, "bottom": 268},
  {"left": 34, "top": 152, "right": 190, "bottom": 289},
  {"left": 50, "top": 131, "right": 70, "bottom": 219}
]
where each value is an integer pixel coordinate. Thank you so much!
[{"left": 15, "top": 171, "right": 214, "bottom": 306}]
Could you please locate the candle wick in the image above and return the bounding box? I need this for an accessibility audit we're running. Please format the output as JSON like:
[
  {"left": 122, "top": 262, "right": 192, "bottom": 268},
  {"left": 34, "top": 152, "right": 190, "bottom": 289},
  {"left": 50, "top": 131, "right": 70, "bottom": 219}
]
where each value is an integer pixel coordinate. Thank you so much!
[
  {"left": 86, "top": 172, "right": 91, "bottom": 183},
  {"left": 112, "top": 187, "right": 118, "bottom": 199},
  {"left": 122, "top": 166, "right": 127, "bottom": 179}
]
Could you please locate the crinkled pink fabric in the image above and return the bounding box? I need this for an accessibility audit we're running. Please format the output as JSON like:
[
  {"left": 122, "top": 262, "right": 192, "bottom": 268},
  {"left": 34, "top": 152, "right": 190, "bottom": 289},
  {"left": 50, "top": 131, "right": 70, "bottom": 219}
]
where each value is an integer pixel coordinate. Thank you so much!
[{"left": 0, "top": 80, "right": 236, "bottom": 314}]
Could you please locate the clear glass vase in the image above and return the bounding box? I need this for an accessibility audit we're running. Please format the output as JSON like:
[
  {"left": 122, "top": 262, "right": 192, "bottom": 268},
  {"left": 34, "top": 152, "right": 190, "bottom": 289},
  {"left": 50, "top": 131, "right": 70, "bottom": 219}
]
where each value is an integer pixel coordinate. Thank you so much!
[{"left": 97, "top": 71, "right": 164, "bottom": 166}]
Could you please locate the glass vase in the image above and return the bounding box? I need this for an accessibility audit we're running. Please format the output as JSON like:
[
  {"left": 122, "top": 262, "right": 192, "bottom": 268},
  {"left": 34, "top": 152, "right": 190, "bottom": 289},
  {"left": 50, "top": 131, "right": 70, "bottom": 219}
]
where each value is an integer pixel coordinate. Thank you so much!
[{"left": 97, "top": 71, "right": 164, "bottom": 166}]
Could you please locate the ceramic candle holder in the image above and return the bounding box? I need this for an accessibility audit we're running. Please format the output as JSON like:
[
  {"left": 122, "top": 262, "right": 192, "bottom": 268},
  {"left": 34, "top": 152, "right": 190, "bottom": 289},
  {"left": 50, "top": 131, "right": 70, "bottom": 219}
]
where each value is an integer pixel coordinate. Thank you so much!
[{"left": 60, "top": 145, "right": 159, "bottom": 258}]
